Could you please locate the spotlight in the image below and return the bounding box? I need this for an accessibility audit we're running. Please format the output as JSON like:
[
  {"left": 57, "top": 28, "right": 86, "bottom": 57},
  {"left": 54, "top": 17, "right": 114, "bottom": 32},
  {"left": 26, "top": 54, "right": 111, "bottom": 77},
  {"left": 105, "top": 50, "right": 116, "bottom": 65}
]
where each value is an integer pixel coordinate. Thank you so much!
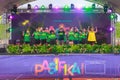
[
  {"left": 110, "top": 14, "right": 114, "bottom": 19},
  {"left": 41, "top": 5, "right": 45, "bottom": 10},
  {"left": 108, "top": 7, "right": 113, "bottom": 13},
  {"left": 34, "top": 5, "right": 39, "bottom": 10},
  {"left": 49, "top": 4, "right": 52, "bottom": 10},
  {"left": 109, "top": 27, "right": 114, "bottom": 32},
  {"left": 92, "top": 4, "right": 96, "bottom": 9},
  {"left": 83, "top": 6, "right": 92, "bottom": 12},
  {"left": 55, "top": 6, "right": 59, "bottom": 9},
  {"left": 104, "top": 4, "right": 108, "bottom": 13},
  {"left": 71, "top": 4, "right": 74, "bottom": 9},
  {"left": 76, "top": 6, "right": 82, "bottom": 10},
  {"left": 27, "top": 4, "right": 31, "bottom": 10},
  {"left": 64, "top": 5, "right": 70, "bottom": 11},
  {"left": 8, "top": 15, "right": 13, "bottom": 20}
]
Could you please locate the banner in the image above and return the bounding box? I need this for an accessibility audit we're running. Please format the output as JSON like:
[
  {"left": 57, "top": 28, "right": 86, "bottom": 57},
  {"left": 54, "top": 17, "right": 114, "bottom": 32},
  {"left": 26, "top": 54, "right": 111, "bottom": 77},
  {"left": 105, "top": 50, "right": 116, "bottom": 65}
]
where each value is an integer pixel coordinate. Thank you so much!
[{"left": 0, "top": 54, "right": 120, "bottom": 79}]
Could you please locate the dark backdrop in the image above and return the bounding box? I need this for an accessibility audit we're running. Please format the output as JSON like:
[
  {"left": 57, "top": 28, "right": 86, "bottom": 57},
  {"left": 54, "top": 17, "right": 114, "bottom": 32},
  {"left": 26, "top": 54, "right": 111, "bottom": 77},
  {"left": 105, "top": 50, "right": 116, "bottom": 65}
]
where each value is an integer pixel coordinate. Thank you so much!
[{"left": 11, "top": 13, "right": 111, "bottom": 44}]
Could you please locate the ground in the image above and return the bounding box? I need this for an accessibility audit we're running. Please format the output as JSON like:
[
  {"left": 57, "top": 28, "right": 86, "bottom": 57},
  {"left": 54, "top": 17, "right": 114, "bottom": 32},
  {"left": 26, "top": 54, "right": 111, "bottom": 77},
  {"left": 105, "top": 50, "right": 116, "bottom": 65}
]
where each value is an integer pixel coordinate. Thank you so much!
[
  {"left": 116, "top": 22, "right": 120, "bottom": 38},
  {"left": 0, "top": 24, "right": 9, "bottom": 39}
]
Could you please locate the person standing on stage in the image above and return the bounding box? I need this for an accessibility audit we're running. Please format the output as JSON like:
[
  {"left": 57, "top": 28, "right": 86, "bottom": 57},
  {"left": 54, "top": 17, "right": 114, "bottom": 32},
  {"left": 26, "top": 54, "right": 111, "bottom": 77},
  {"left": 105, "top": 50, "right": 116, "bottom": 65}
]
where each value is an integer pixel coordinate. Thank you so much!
[
  {"left": 33, "top": 28, "right": 40, "bottom": 45},
  {"left": 57, "top": 24, "right": 65, "bottom": 45},
  {"left": 81, "top": 28, "right": 88, "bottom": 44},
  {"left": 23, "top": 29, "right": 30, "bottom": 44},
  {"left": 38, "top": 27, "right": 43, "bottom": 45},
  {"left": 40, "top": 28, "right": 48, "bottom": 45},
  {"left": 68, "top": 27, "right": 74, "bottom": 45},
  {"left": 74, "top": 28, "right": 80, "bottom": 44},
  {"left": 49, "top": 30, "right": 56, "bottom": 45},
  {"left": 87, "top": 26, "right": 97, "bottom": 45}
]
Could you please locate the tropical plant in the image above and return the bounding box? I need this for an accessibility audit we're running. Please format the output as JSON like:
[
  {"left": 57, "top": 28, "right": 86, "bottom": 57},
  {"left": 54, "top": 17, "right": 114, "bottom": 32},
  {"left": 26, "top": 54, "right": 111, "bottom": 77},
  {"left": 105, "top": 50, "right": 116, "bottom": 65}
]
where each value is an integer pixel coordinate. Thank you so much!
[
  {"left": 6, "top": 44, "right": 120, "bottom": 54},
  {"left": 6, "top": 44, "right": 20, "bottom": 54},
  {"left": 21, "top": 44, "right": 34, "bottom": 54}
]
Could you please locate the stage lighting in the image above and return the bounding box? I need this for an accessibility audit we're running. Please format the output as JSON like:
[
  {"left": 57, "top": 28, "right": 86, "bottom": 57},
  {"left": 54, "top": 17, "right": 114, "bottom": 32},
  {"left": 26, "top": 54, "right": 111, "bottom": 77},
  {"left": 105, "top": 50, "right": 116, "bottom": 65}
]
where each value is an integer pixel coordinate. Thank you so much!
[
  {"left": 63, "top": 5, "right": 70, "bottom": 11},
  {"left": 11, "top": 4, "right": 17, "bottom": 14},
  {"left": 9, "top": 28, "right": 13, "bottom": 32},
  {"left": 55, "top": 6, "right": 59, "bottom": 9},
  {"left": 104, "top": 4, "right": 108, "bottom": 13},
  {"left": 27, "top": 4, "right": 31, "bottom": 10},
  {"left": 8, "top": 15, "right": 13, "bottom": 20},
  {"left": 71, "top": 4, "right": 74, "bottom": 9},
  {"left": 76, "top": 6, "right": 82, "bottom": 10},
  {"left": 83, "top": 6, "right": 92, "bottom": 12},
  {"left": 108, "top": 7, "right": 113, "bottom": 13},
  {"left": 110, "top": 15, "right": 114, "bottom": 19},
  {"left": 34, "top": 5, "right": 39, "bottom": 10},
  {"left": 92, "top": 4, "right": 96, "bottom": 9},
  {"left": 49, "top": 4, "right": 52, "bottom": 10},
  {"left": 41, "top": 5, "right": 45, "bottom": 10},
  {"left": 6, "top": 28, "right": 13, "bottom": 32},
  {"left": 109, "top": 27, "right": 114, "bottom": 32}
]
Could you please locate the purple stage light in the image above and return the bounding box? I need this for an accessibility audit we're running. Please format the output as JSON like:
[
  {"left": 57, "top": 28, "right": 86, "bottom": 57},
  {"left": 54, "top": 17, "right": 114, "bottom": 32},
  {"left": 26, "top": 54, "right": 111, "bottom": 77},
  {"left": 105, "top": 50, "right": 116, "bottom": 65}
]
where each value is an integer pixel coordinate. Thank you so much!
[
  {"left": 55, "top": 6, "right": 59, "bottom": 9},
  {"left": 109, "top": 27, "right": 114, "bottom": 32},
  {"left": 76, "top": 6, "right": 82, "bottom": 10},
  {"left": 108, "top": 9, "right": 112, "bottom": 13},
  {"left": 34, "top": 5, "right": 39, "bottom": 10},
  {"left": 9, "top": 15, "right": 13, "bottom": 19}
]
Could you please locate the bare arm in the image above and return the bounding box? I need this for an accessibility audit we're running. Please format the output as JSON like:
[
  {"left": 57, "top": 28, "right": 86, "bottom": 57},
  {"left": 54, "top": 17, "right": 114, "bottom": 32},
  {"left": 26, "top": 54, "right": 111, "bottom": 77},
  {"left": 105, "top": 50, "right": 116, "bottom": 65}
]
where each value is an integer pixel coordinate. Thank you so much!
[
  {"left": 95, "top": 27, "right": 98, "bottom": 33},
  {"left": 22, "top": 31, "right": 24, "bottom": 36},
  {"left": 87, "top": 26, "right": 90, "bottom": 32}
]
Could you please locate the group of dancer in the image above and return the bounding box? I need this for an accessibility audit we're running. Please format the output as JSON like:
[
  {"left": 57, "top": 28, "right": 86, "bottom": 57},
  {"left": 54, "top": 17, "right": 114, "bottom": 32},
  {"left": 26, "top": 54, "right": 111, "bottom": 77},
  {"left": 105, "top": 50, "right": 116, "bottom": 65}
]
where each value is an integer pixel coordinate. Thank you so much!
[{"left": 23, "top": 24, "right": 97, "bottom": 45}]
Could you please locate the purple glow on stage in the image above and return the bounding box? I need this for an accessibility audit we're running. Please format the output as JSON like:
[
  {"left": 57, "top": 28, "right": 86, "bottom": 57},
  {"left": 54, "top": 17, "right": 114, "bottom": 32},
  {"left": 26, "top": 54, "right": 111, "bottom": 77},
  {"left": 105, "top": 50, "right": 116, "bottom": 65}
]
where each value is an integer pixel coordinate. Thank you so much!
[
  {"left": 55, "top": 6, "right": 59, "bottom": 9},
  {"left": 76, "top": 6, "right": 82, "bottom": 10},
  {"left": 109, "top": 27, "right": 114, "bottom": 32},
  {"left": 9, "top": 15, "right": 13, "bottom": 19},
  {"left": 108, "top": 10, "right": 112, "bottom": 13},
  {"left": 34, "top": 5, "right": 39, "bottom": 10}
]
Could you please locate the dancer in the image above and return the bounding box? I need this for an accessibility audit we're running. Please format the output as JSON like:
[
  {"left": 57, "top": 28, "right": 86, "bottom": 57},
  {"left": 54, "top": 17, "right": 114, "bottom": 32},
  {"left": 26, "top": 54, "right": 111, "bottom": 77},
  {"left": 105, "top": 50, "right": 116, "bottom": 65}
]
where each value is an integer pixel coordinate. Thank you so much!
[
  {"left": 40, "top": 28, "right": 47, "bottom": 45},
  {"left": 38, "top": 27, "right": 43, "bottom": 45},
  {"left": 33, "top": 28, "right": 40, "bottom": 45},
  {"left": 68, "top": 27, "right": 74, "bottom": 45},
  {"left": 23, "top": 29, "right": 30, "bottom": 44},
  {"left": 49, "top": 30, "right": 56, "bottom": 45},
  {"left": 81, "top": 28, "right": 88, "bottom": 44},
  {"left": 57, "top": 24, "right": 65, "bottom": 45},
  {"left": 87, "top": 26, "right": 97, "bottom": 45},
  {"left": 74, "top": 28, "right": 80, "bottom": 44}
]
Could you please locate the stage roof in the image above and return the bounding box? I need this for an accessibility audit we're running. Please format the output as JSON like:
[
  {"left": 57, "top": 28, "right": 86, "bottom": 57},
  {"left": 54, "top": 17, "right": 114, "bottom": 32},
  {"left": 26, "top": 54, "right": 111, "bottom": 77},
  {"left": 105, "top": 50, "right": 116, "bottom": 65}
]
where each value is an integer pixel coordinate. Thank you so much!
[
  {"left": 0, "top": 0, "right": 120, "bottom": 14},
  {"left": 86, "top": 0, "right": 120, "bottom": 14},
  {"left": 0, "top": 0, "right": 35, "bottom": 15}
]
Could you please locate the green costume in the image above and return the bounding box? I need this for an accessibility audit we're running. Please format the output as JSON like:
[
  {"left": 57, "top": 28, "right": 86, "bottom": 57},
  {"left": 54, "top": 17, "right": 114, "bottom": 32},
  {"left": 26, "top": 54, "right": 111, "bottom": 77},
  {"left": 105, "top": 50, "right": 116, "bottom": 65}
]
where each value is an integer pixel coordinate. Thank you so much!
[
  {"left": 33, "top": 31, "right": 39, "bottom": 40},
  {"left": 81, "top": 32, "right": 87, "bottom": 39},
  {"left": 39, "top": 32, "right": 47, "bottom": 40},
  {"left": 50, "top": 34, "right": 56, "bottom": 40},
  {"left": 47, "top": 33, "right": 51, "bottom": 43},
  {"left": 24, "top": 33, "right": 30, "bottom": 42},
  {"left": 58, "top": 30, "right": 65, "bottom": 40},
  {"left": 74, "top": 32, "right": 80, "bottom": 41},
  {"left": 68, "top": 31, "right": 74, "bottom": 41}
]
